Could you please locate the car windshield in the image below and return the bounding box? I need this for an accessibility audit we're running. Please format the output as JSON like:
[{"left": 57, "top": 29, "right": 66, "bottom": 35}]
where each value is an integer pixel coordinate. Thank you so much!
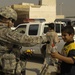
[{"left": 44, "top": 24, "right": 49, "bottom": 33}]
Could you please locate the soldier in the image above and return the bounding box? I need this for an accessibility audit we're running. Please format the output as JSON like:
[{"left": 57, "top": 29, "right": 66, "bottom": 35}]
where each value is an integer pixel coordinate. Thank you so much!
[{"left": 0, "top": 6, "right": 46, "bottom": 75}]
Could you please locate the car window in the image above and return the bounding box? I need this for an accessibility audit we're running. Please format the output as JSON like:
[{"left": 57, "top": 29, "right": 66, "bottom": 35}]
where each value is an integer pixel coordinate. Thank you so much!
[
  {"left": 44, "top": 24, "right": 49, "bottom": 34},
  {"left": 61, "top": 24, "right": 64, "bottom": 29},
  {"left": 72, "top": 21, "right": 75, "bottom": 27},
  {"left": 55, "top": 24, "right": 64, "bottom": 33},
  {"left": 28, "top": 24, "right": 39, "bottom": 35},
  {"left": 16, "top": 25, "right": 26, "bottom": 34},
  {"left": 55, "top": 24, "right": 61, "bottom": 33}
]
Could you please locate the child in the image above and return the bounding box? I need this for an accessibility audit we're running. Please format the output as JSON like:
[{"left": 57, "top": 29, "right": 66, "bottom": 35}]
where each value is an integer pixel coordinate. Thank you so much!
[
  {"left": 40, "top": 23, "right": 59, "bottom": 75},
  {"left": 51, "top": 25, "right": 75, "bottom": 75}
]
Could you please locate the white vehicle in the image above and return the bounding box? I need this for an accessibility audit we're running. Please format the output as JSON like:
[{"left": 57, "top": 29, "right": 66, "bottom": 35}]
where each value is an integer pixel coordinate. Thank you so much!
[
  {"left": 54, "top": 22, "right": 66, "bottom": 37},
  {"left": 11, "top": 21, "right": 66, "bottom": 58},
  {"left": 11, "top": 22, "right": 66, "bottom": 36}
]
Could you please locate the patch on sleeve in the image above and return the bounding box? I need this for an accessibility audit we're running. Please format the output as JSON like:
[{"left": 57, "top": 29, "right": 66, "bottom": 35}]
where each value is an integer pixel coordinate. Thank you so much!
[{"left": 73, "top": 56, "right": 75, "bottom": 59}]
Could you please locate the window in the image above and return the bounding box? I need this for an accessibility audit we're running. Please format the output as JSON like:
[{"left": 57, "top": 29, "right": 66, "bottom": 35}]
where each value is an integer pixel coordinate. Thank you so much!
[
  {"left": 55, "top": 24, "right": 60, "bottom": 33},
  {"left": 16, "top": 25, "right": 26, "bottom": 34},
  {"left": 61, "top": 24, "right": 64, "bottom": 30},
  {"left": 29, "top": 24, "right": 39, "bottom": 35},
  {"left": 55, "top": 24, "right": 64, "bottom": 33},
  {"left": 44, "top": 24, "right": 49, "bottom": 34}
]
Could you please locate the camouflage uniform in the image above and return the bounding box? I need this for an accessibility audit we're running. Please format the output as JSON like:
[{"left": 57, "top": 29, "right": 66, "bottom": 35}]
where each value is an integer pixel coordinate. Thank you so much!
[
  {"left": 0, "top": 6, "right": 46, "bottom": 75},
  {"left": 0, "top": 6, "right": 17, "bottom": 21},
  {"left": 0, "top": 26, "right": 42, "bottom": 46},
  {"left": 0, "top": 6, "right": 44, "bottom": 50},
  {"left": 0, "top": 25, "right": 43, "bottom": 75}
]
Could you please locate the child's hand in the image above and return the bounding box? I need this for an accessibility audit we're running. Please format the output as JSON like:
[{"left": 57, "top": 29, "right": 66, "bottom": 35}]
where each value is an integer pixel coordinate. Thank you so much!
[
  {"left": 51, "top": 46, "right": 57, "bottom": 52},
  {"left": 51, "top": 52, "right": 60, "bottom": 59}
]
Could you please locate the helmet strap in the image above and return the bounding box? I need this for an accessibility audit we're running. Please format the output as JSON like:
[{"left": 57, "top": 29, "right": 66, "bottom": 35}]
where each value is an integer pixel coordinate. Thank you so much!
[{"left": 0, "top": 19, "right": 14, "bottom": 27}]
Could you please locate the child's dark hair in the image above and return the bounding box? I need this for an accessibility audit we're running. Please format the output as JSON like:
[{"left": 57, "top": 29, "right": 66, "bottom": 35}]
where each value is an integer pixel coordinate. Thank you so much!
[
  {"left": 67, "top": 21, "right": 71, "bottom": 26},
  {"left": 61, "top": 26, "right": 74, "bottom": 35},
  {"left": 48, "top": 23, "right": 54, "bottom": 29}
]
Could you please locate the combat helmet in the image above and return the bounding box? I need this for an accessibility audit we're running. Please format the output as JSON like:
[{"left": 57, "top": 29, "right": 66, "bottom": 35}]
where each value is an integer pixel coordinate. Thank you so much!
[{"left": 0, "top": 6, "right": 17, "bottom": 21}]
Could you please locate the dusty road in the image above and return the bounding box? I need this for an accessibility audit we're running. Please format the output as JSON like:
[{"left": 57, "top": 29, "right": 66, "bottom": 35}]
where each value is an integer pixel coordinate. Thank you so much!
[
  {"left": 25, "top": 61, "right": 42, "bottom": 75},
  {"left": 25, "top": 61, "right": 57, "bottom": 75}
]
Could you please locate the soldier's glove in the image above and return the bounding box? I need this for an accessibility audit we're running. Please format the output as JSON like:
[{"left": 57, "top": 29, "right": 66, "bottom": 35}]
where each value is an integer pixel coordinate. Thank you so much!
[
  {"left": 42, "top": 41, "right": 50, "bottom": 44},
  {"left": 45, "top": 41, "right": 50, "bottom": 44}
]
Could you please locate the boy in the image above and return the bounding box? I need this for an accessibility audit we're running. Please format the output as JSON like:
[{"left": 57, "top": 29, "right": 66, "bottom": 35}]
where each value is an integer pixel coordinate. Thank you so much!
[
  {"left": 40, "top": 23, "right": 59, "bottom": 75},
  {"left": 51, "top": 25, "right": 75, "bottom": 75}
]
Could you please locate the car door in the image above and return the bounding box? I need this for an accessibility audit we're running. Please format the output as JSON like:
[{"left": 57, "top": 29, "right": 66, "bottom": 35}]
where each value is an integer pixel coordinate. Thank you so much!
[
  {"left": 40, "top": 24, "right": 49, "bottom": 57},
  {"left": 15, "top": 25, "right": 27, "bottom": 34},
  {"left": 22, "top": 24, "right": 44, "bottom": 57}
]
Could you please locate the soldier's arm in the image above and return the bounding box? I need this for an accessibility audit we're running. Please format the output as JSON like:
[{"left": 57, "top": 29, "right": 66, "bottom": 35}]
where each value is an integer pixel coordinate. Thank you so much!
[
  {"left": 4, "top": 28, "right": 46, "bottom": 46},
  {"left": 0, "top": 27, "right": 48, "bottom": 46},
  {"left": 0, "top": 45, "right": 8, "bottom": 52}
]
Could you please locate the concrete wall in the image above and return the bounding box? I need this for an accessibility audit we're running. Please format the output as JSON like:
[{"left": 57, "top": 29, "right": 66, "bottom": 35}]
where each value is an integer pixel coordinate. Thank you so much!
[
  {"left": 12, "top": 0, "right": 56, "bottom": 24},
  {"left": 40, "top": 0, "right": 56, "bottom": 6},
  {"left": 56, "top": 15, "right": 65, "bottom": 19},
  {"left": 29, "top": 5, "right": 56, "bottom": 22},
  {"left": 29, "top": 0, "right": 56, "bottom": 22}
]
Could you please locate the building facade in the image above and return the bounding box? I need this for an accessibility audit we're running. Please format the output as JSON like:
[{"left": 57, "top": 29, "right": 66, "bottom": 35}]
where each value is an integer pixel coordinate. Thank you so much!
[{"left": 12, "top": 0, "right": 56, "bottom": 25}]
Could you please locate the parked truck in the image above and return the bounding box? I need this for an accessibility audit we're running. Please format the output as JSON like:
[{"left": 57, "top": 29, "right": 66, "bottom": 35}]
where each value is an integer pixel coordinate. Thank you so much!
[{"left": 11, "top": 21, "right": 66, "bottom": 59}]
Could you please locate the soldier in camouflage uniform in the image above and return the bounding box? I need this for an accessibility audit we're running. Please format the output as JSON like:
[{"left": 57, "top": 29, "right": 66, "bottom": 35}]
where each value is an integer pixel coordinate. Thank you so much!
[{"left": 0, "top": 6, "right": 46, "bottom": 75}]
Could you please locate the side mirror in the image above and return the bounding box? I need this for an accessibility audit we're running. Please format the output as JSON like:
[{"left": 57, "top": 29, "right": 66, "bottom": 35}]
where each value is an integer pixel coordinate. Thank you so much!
[{"left": 11, "top": 27, "right": 16, "bottom": 30}]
